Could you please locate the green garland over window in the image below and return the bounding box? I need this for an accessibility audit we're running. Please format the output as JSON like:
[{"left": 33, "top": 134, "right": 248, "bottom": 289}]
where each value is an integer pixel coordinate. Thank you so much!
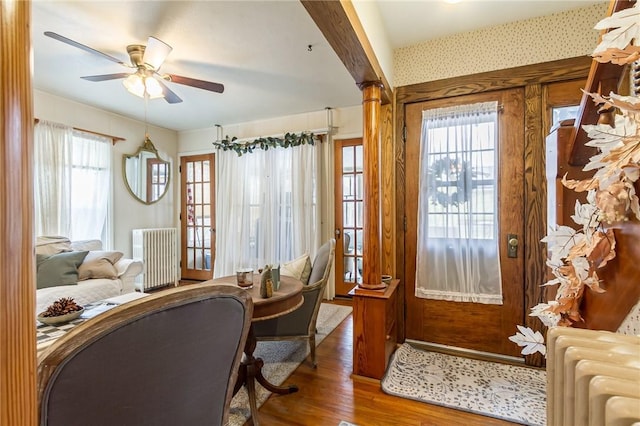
[{"left": 212, "top": 132, "right": 316, "bottom": 156}]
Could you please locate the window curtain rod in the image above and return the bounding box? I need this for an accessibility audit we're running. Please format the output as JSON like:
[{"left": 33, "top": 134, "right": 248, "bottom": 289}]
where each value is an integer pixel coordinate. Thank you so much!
[{"left": 34, "top": 118, "right": 125, "bottom": 145}]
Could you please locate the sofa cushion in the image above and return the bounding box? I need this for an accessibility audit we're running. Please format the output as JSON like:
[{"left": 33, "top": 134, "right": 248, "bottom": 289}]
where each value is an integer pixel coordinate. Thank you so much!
[
  {"left": 36, "top": 236, "right": 72, "bottom": 256},
  {"left": 281, "top": 253, "right": 312, "bottom": 285},
  {"left": 37, "top": 251, "right": 89, "bottom": 290},
  {"left": 70, "top": 239, "right": 103, "bottom": 251},
  {"left": 78, "top": 251, "right": 124, "bottom": 281}
]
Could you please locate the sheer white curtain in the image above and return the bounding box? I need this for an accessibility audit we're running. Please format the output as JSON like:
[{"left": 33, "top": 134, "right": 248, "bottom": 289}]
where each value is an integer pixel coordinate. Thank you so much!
[
  {"left": 34, "top": 121, "right": 112, "bottom": 241},
  {"left": 214, "top": 142, "right": 321, "bottom": 277},
  {"left": 319, "top": 134, "right": 336, "bottom": 299},
  {"left": 34, "top": 121, "right": 73, "bottom": 237},
  {"left": 415, "top": 101, "right": 503, "bottom": 304},
  {"left": 69, "top": 132, "right": 112, "bottom": 241}
]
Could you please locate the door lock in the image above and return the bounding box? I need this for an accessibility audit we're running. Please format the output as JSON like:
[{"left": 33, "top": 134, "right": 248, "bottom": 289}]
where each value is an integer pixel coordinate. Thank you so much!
[{"left": 507, "top": 234, "right": 519, "bottom": 258}]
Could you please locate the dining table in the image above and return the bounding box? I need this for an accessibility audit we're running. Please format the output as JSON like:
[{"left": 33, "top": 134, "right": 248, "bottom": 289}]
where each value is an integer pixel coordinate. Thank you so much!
[{"left": 205, "top": 273, "right": 304, "bottom": 426}]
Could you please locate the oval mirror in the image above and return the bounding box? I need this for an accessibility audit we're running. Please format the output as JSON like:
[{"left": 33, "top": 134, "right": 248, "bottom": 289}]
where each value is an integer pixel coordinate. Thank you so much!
[{"left": 123, "top": 136, "right": 170, "bottom": 204}]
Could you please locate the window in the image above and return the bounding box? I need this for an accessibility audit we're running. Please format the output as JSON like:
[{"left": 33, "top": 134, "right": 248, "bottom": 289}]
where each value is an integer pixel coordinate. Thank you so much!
[
  {"left": 424, "top": 119, "right": 497, "bottom": 240},
  {"left": 214, "top": 143, "right": 321, "bottom": 277},
  {"left": 34, "top": 121, "right": 112, "bottom": 244},
  {"left": 415, "top": 101, "right": 503, "bottom": 304}
]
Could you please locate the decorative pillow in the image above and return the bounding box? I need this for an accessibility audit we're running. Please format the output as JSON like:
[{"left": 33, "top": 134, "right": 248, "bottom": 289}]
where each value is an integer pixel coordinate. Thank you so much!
[
  {"left": 35, "top": 236, "right": 72, "bottom": 256},
  {"left": 36, "top": 250, "right": 89, "bottom": 290},
  {"left": 78, "top": 251, "right": 124, "bottom": 281},
  {"left": 281, "top": 253, "right": 312, "bottom": 285},
  {"left": 70, "top": 239, "right": 103, "bottom": 252}
]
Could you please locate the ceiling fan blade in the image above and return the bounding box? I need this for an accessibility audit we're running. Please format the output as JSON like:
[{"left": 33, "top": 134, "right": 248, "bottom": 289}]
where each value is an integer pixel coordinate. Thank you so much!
[
  {"left": 143, "top": 36, "right": 172, "bottom": 70},
  {"left": 44, "top": 31, "right": 131, "bottom": 68},
  {"left": 156, "top": 79, "right": 183, "bottom": 104},
  {"left": 81, "top": 73, "right": 131, "bottom": 82},
  {"left": 165, "top": 74, "right": 224, "bottom": 94}
]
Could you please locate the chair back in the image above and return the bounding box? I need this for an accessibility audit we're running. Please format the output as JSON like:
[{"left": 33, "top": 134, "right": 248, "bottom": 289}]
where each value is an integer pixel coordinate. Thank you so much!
[
  {"left": 38, "top": 284, "right": 253, "bottom": 426},
  {"left": 308, "top": 238, "right": 336, "bottom": 287},
  {"left": 302, "top": 239, "right": 335, "bottom": 332}
]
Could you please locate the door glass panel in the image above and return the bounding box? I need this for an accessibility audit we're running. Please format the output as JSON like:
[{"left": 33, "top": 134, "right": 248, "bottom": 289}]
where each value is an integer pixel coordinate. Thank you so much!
[
  {"left": 356, "top": 201, "right": 364, "bottom": 228},
  {"left": 355, "top": 173, "right": 363, "bottom": 199},
  {"left": 343, "top": 203, "right": 355, "bottom": 228},
  {"left": 355, "top": 146, "right": 363, "bottom": 171},
  {"left": 339, "top": 143, "right": 364, "bottom": 285},
  {"left": 195, "top": 161, "right": 202, "bottom": 181},
  {"left": 342, "top": 147, "right": 354, "bottom": 172},
  {"left": 343, "top": 175, "right": 355, "bottom": 199}
]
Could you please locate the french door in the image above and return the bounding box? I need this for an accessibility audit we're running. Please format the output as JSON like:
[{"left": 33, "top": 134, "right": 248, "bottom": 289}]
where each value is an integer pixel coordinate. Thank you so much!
[
  {"left": 180, "top": 154, "right": 215, "bottom": 281},
  {"left": 334, "top": 138, "right": 364, "bottom": 296},
  {"left": 404, "top": 88, "right": 525, "bottom": 357}
]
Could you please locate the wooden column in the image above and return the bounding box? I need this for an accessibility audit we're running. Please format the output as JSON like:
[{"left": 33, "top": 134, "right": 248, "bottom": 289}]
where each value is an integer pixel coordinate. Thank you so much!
[
  {"left": 359, "top": 82, "right": 384, "bottom": 290},
  {"left": 0, "top": 1, "right": 37, "bottom": 424}
]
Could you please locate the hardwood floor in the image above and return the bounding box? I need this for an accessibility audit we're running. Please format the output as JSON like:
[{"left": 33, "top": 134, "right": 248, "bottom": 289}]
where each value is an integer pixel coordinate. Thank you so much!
[{"left": 253, "top": 300, "right": 521, "bottom": 426}]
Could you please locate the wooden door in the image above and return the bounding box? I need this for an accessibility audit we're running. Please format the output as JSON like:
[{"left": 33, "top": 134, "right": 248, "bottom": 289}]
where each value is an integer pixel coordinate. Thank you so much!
[
  {"left": 334, "top": 138, "right": 364, "bottom": 296},
  {"left": 180, "top": 154, "right": 215, "bottom": 281},
  {"left": 405, "top": 88, "right": 525, "bottom": 357}
]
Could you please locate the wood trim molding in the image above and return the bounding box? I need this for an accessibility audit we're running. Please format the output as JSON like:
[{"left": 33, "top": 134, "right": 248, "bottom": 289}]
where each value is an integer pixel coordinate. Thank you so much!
[
  {"left": 396, "top": 56, "right": 592, "bottom": 105},
  {"left": 0, "top": 1, "right": 37, "bottom": 423},
  {"left": 300, "top": 0, "right": 393, "bottom": 104},
  {"left": 523, "top": 84, "right": 546, "bottom": 366}
]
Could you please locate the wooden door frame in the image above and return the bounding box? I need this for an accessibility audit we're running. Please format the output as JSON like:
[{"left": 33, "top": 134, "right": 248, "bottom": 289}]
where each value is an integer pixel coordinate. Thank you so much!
[
  {"left": 333, "top": 138, "right": 363, "bottom": 296},
  {"left": 394, "top": 56, "right": 592, "bottom": 366},
  {"left": 180, "top": 153, "right": 216, "bottom": 281}
]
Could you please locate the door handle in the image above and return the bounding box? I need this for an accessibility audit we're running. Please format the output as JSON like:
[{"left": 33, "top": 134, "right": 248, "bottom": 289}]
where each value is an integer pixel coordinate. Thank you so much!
[{"left": 507, "top": 234, "right": 518, "bottom": 258}]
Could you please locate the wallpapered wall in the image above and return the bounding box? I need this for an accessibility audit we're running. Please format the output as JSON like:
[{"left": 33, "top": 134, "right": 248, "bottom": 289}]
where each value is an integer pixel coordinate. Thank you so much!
[{"left": 394, "top": 3, "right": 608, "bottom": 87}]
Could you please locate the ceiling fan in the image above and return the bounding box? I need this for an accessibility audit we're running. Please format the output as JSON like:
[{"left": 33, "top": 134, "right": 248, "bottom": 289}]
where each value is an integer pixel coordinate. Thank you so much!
[{"left": 44, "top": 31, "right": 224, "bottom": 104}]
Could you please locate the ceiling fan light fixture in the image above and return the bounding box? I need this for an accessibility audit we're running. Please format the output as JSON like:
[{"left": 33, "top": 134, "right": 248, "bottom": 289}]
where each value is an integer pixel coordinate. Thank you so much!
[
  {"left": 144, "top": 37, "right": 173, "bottom": 70},
  {"left": 145, "top": 76, "right": 164, "bottom": 98},
  {"left": 123, "top": 74, "right": 164, "bottom": 100},
  {"left": 123, "top": 74, "right": 145, "bottom": 98}
]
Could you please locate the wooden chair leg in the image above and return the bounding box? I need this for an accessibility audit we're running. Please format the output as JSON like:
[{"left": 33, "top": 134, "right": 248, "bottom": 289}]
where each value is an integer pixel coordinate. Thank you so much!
[{"left": 309, "top": 333, "right": 317, "bottom": 368}]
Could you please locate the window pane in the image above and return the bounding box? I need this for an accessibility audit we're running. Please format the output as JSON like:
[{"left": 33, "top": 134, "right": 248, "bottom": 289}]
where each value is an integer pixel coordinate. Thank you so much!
[
  {"left": 355, "top": 145, "right": 363, "bottom": 172},
  {"left": 343, "top": 175, "right": 355, "bottom": 200},
  {"left": 343, "top": 202, "right": 355, "bottom": 228},
  {"left": 552, "top": 105, "right": 579, "bottom": 127},
  {"left": 342, "top": 146, "right": 354, "bottom": 172}
]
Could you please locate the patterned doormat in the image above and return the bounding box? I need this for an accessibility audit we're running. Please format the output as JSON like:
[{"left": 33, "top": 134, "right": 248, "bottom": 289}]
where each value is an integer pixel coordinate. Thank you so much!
[{"left": 381, "top": 343, "right": 546, "bottom": 426}]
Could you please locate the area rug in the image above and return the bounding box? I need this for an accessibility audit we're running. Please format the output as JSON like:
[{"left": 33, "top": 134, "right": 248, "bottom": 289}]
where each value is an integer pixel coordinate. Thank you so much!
[
  {"left": 229, "top": 303, "right": 352, "bottom": 426},
  {"left": 381, "top": 343, "right": 546, "bottom": 426}
]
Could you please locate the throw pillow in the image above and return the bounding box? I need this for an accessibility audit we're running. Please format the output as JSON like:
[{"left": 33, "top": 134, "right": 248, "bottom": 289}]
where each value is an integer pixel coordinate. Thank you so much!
[
  {"left": 35, "top": 236, "right": 72, "bottom": 256},
  {"left": 78, "top": 251, "right": 124, "bottom": 281},
  {"left": 36, "top": 250, "right": 89, "bottom": 290},
  {"left": 281, "top": 253, "right": 312, "bottom": 285}
]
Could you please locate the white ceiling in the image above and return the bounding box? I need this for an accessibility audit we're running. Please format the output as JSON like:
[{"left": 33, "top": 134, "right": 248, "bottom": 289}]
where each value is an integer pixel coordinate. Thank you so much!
[{"left": 31, "top": 0, "right": 602, "bottom": 132}]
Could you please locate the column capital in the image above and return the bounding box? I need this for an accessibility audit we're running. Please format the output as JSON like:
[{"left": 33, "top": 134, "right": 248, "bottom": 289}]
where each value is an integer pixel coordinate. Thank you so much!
[{"left": 357, "top": 80, "right": 384, "bottom": 91}]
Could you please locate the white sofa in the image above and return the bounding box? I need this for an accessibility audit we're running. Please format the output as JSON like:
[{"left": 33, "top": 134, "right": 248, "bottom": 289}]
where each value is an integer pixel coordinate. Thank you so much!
[{"left": 36, "top": 238, "right": 143, "bottom": 316}]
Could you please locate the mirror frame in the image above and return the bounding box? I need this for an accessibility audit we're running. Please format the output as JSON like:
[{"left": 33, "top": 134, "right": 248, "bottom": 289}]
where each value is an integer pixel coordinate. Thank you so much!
[{"left": 123, "top": 136, "right": 171, "bottom": 205}]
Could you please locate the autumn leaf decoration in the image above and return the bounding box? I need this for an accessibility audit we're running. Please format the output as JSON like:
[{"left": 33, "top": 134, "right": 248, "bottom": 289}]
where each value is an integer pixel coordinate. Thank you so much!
[
  {"left": 510, "top": 3, "right": 640, "bottom": 356},
  {"left": 592, "top": 4, "right": 640, "bottom": 65}
]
